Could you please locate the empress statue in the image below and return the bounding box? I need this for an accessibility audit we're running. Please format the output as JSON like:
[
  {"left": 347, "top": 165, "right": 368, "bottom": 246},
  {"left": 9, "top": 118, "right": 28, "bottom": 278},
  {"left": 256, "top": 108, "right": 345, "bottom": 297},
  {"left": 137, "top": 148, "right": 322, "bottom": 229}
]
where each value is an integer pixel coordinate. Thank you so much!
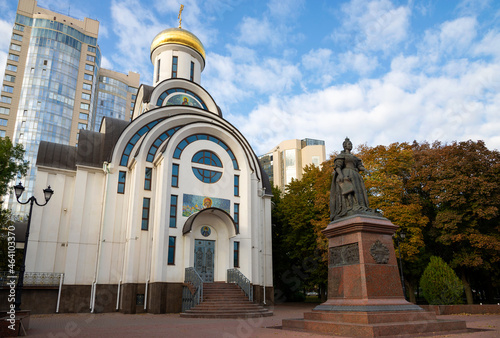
[{"left": 330, "top": 137, "right": 376, "bottom": 221}]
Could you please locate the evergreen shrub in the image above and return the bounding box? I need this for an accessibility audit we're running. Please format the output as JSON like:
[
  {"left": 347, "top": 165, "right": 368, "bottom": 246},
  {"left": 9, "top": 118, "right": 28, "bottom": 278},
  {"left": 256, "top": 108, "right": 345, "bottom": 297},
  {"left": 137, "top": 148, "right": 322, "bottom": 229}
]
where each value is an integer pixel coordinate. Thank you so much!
[{"left": 419, "top": 256, "right": 463, "bottom": 305}]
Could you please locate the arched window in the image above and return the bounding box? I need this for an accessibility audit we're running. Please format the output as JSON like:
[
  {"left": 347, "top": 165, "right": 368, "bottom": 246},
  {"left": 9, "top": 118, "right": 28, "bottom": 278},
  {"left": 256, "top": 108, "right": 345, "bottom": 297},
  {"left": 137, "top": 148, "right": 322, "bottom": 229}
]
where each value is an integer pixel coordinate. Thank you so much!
[{"left": 191, "top": 150, "right": 223, "bottom": 183}]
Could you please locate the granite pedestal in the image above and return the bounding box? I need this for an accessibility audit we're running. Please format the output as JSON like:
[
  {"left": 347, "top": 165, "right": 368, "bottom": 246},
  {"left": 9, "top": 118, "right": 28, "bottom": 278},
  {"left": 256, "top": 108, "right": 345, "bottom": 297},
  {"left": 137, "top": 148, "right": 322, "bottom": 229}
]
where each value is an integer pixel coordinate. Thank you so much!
[{"left": 282, "top": 215, "right": 467, "bottom": 337}]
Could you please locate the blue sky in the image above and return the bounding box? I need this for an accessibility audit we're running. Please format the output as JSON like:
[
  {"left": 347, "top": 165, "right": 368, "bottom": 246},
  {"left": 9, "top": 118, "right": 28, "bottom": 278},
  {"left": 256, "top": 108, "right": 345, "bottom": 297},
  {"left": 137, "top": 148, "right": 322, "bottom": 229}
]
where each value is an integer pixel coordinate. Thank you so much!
[{"left": 1, "top": 0, "right": 499, "bottom": 156}]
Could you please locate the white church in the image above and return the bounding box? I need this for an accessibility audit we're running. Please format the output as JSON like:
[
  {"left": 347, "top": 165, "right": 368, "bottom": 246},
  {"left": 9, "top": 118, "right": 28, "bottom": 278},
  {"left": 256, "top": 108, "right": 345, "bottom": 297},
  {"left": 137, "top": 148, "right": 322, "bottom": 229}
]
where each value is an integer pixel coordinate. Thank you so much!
[{"left": 26, "top": 23, "right": 274, "bottom": 314}]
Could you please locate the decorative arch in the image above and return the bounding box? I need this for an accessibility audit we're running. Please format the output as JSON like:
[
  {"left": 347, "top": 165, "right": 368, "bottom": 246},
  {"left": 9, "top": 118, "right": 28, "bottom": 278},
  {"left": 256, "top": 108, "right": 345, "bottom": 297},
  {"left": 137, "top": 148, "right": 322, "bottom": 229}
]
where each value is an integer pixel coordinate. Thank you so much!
[
  {"left": 182, "top": 207, "right": 238, "bottom": 236},
  {"left": 119, "top": 118, "right": 165, "bottom": 166},
  {"left": 146, "top": 126, "right": 182, "bottom": 162},
  {"left": 173, "top": 133, "right": 239, "bottom": 170},
  {"left": 157, "top": 88, "right": 208, "bottom": 110}
]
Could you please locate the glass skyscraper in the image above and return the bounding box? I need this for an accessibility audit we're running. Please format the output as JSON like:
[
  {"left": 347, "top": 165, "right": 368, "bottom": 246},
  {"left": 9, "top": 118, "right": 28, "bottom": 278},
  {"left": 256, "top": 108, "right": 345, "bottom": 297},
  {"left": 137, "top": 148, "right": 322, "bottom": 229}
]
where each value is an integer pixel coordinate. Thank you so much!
[{"left": 0, "top": 0, "right": 139, "bottom": 213}]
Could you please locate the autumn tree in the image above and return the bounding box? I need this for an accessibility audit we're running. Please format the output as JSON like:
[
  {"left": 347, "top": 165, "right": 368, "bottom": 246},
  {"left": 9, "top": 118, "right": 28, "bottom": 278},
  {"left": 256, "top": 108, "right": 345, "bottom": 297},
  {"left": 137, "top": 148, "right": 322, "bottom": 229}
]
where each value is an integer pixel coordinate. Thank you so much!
[
  {"left": 357, "top": 143, "right": 429, "bottom": 302},
  {"left": 409, "top": 140, "right": 500, "bottom": 304}
]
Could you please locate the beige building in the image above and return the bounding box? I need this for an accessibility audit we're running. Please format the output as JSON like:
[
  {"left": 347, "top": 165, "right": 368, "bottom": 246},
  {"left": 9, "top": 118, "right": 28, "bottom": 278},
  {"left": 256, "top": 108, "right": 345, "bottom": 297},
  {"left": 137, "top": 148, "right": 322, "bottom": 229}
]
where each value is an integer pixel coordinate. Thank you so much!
[
  {"left": 0, "top": 0, "right": 139, "bottom": 212},
  {"left": 259, "top": 138, "right": 326, "bottom": 191}
]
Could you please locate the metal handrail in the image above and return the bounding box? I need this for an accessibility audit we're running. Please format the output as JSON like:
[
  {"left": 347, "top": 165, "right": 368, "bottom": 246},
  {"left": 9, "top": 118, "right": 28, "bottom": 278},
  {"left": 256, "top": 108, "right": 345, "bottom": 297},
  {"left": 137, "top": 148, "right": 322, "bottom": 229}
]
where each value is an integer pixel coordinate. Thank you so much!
[
  {"left": 182, "top": 267, "right": 204, "bottom": 312},
  {"left": 227, "top": 268, "right": 253, "bottom": 301},
  {"left": 0, "top": 271, "right": 62, "bottom": 286}
]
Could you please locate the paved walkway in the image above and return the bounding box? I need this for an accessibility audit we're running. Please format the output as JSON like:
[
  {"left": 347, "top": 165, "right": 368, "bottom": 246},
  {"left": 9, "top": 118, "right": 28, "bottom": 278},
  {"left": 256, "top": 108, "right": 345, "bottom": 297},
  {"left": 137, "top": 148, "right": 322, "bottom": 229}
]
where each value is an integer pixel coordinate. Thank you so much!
[{"left": 25, "top": 303, "right": 500, "bottom": 337}]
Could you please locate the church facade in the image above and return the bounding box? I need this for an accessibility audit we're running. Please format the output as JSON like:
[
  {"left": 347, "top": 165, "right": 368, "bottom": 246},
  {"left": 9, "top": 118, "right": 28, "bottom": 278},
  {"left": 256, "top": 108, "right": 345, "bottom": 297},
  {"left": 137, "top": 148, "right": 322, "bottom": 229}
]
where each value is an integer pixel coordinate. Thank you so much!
[{"left": 27, "top": 25, "right": 273, "bottom": 313}]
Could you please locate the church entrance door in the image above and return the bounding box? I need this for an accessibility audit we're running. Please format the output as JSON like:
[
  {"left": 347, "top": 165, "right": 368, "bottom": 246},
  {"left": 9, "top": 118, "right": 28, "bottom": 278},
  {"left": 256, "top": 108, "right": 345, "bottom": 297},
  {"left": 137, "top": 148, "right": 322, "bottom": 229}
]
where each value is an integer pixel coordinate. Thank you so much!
[{"left": 194, "top": 239, "right": 215, "bottom": 283}]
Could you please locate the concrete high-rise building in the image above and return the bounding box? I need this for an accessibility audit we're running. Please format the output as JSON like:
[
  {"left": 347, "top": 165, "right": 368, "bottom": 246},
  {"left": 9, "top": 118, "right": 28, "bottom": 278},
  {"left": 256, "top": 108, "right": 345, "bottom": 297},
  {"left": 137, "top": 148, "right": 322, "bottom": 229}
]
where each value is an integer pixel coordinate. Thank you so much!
[
  {"left": 0, "top": 0, "right": 139, "bottom": 212},
  {"left": 259, "top": 138, "right": 326, "bottom": 191}
]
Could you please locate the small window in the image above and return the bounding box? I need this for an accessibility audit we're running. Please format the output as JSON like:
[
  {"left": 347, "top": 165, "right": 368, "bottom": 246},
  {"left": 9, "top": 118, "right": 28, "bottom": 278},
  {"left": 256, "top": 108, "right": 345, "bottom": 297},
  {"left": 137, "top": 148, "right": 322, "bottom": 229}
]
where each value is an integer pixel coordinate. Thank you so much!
[
  {"left": 84, "top": 73, "right": 93, "bottom": 81},
  {"left": 172, "top": 163, "right": 179, "bottom": 187},
  {"left": 6, "top": 64, "right": 17, "bottom": 72},
  {"left": 0, "top": 130, "right": 5, "bottom": 137},
  {"left": 88, "top": 46, "right": 96, "bottom": 53},
  {"left": 168, "top": 236, "right": 176, "bottom": 265},
  {"left": 86, "top": 55, "right": 95, "bottom": 62},
  {"left": 156, "top": 59, "right": 160, "bottom": 82},
  {"left": 10, "top": 44, "right": 21, "bottom": 51},
  {"left": 85, "top": 64, "right": 94, "bottom": 72},
  {"left": 142, "top": 198, "right": 150, "bottom": 230},
  {"left": 43, "top": 60, "right": 48, "bottom": 66},
  {"left": 80, "top": 103, "right": 89, "bottom": 110},
  {"left": 13, "top": 24, "right": 24, "bottom": 32},
  {"left": 169, "top": 195, "right": 178, "bottom": 228},
  {"left": 234, "top": 241, "right": 240, "bottom": 268},
  {"left": 79, "top": 113, "right": 88, "bottom": 120},
  {"left": 190, "top": 61, "right": 194, "bottom": 81},
  {"left": 234, "top": 203, "right": 239, "bottom": 233},
  {"left": 4, "top": 75, "right": 15, "bottom": 83},
  {"left": 82, "top": 83, "right": 92, "bottom": 91},
  {"left": 1, "top": 96, "right": 12, "bottom": 104},
  {"left": 81, "top": 93, "right": 91, "bottom": 101},
  {"left": 78, "top": 122, "right": 87, "bottom": 130},
  {"left": 8, "top": 54, "right": 19, "bottom": 62},
  {"left": 12, "top": 34, "right": 22, "bottom": 41},
  {"left": 234, "top": 175, "right": 240, "bottom": 196},
  {"left": 0, "top": 119, "right": 8, "bottom": 127},
  {"left": 144, "top": 167, "right": 152, "bottom": 190},
  {"left": 2, "top": 85, "right": 14, "bottom": 93},
  {"left": 172, "top": 56, "right": 178, "bottom": 78},
  {"left": 118, "top": 171, "right": 126, "bottom": 193}
]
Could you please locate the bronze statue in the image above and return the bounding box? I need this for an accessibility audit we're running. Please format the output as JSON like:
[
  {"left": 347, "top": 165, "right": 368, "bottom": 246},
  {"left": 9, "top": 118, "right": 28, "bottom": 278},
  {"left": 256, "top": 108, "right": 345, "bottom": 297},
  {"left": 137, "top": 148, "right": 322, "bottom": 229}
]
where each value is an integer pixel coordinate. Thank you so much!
[{"left": 330, "top": 137, "right": 375, "bottom": 221}]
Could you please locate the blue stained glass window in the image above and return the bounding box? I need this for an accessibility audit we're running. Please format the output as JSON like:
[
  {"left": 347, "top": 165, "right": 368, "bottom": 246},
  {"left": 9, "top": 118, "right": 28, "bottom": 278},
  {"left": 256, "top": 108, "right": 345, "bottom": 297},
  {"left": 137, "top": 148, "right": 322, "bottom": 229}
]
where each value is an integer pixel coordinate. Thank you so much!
[
  {"left": 144, "top": 167, "right": 152, "bottom": 190},
  {"left": 118, "top": 171, "right": 126, "bottom": 193},
  {"left": 172, "top": 163, "right": 179, "bottom": 187},
  {"left": 120, "top": 119, "right": 165, "bottom": 166},
  {"left": 170, "top": 195, "right": 178, "bottom": 228},
  {"left": 142, "top": 198, "right": 150, "bottom": 230},
  {"left": 234, "top": 241, "right": 240, "bottom": 268},
  {"left": 234, "top": 203, "right": 239, "bottom": 233},
  {"left": 192, "top": 168, "right": 222, "bottom": 183},
  {"left": 168, "top": 236, "right": 176, "bottom": 265},
  {"left": 172, "top": 134, "right": 239, "bottom": 169},
  {"left": 234, "top": 175, "right": 240, "bottom": 196}
]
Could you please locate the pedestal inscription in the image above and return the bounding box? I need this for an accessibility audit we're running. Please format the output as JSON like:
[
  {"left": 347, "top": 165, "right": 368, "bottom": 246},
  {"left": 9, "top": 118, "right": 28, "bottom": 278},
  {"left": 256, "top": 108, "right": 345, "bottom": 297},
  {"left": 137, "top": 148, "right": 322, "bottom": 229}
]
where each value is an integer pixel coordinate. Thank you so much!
[{"left": 329, "top": 243, "right": 359, "bottom": 267}]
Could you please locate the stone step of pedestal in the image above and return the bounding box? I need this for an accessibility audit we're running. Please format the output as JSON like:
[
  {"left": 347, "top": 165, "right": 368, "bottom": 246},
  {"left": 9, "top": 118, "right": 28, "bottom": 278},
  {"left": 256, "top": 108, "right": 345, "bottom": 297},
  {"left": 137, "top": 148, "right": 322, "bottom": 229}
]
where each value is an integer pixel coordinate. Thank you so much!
[
  {"left": 283, "top": 316, "right": 468, "bottom": 337},
  {"left": 304, "top": 310, "right": 437, "bottom": 324}
]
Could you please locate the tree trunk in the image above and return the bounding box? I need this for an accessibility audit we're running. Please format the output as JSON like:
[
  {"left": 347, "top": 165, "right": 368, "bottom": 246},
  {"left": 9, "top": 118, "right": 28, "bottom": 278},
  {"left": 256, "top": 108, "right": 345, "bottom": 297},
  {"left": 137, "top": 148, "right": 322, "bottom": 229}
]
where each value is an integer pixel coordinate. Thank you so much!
[
  {"left": 406, "top": 281, "right": 416, "bottom": 303},
  {"left": 461, "top": 270, "right": 473, "bottom": 304}
]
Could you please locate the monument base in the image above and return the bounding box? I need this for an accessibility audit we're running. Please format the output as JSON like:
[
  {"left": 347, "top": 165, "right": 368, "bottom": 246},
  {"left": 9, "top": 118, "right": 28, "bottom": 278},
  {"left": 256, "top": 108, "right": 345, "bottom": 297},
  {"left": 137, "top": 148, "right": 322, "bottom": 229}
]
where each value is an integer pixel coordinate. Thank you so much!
[
  {"left": 282, "top": 215, "right": 467, "bottom": 336},
  {"left": 282, "top": 309, "right": 467, "bottom": 337}
]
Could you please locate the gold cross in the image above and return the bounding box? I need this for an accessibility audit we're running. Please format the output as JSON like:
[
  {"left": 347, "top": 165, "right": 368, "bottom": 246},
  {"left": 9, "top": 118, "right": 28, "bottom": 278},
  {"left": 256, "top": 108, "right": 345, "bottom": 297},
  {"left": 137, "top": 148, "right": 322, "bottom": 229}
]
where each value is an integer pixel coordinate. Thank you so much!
[{"left": 178, "top": 4, "right": 184, "bottom": 28}]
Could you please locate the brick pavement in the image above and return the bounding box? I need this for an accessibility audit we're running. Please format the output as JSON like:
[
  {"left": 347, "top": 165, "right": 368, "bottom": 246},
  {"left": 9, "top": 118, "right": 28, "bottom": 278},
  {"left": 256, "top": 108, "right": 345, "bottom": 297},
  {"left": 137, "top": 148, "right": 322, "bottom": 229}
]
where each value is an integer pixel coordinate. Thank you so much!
[{"left": 23, "top": 303, "right": 500, "bottom": 337}]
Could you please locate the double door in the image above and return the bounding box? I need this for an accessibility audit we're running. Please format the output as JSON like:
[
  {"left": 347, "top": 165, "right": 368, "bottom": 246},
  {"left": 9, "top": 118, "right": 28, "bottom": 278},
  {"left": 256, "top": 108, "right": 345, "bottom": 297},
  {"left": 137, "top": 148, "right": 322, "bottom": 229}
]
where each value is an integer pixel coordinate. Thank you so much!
[{"left": 194, "top": 239, "right": 215, "bottom": 282}]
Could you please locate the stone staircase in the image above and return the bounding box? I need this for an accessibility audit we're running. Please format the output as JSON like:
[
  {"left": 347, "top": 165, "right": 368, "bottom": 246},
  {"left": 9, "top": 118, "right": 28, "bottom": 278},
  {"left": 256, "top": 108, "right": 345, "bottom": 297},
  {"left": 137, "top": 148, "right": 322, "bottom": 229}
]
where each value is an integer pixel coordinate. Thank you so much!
[{"left": 180, "top": 282, "right": 273, "bottom": 318}]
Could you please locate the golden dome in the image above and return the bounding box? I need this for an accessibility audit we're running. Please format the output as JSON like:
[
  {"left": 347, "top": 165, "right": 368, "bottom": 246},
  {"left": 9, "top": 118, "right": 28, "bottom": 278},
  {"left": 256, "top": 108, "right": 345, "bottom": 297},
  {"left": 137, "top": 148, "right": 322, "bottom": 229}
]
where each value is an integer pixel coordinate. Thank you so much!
[{"left": 150, "top": 28, "right": 205, "bottom": 60}]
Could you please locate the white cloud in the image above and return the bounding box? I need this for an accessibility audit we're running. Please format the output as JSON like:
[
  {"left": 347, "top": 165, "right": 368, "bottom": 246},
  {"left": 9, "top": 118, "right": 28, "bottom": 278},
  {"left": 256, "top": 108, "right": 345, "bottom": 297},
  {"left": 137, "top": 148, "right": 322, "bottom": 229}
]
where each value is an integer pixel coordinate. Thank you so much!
[
  {"left": 229, "top": 54, "right": 500, "bottom": 156},
  {"left": 339, "top": 51, "right": 379, "bottom": 76},
  {"left": 237, "top": 17, "right": 277, "bottom": 46},
  {"left": 335, "top": 0, "right": 411, "bottom": 53},
  {"left": 439, "top": 17, "right": 477, "bottom": 54}
]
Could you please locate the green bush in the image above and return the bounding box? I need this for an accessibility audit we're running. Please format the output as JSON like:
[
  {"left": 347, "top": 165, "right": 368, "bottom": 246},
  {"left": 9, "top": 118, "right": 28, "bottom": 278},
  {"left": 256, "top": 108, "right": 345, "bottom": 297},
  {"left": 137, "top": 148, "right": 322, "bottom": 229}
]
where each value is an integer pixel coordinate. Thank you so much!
[{"left": 420, "top": 256, "right": 463, "bottom": 305}]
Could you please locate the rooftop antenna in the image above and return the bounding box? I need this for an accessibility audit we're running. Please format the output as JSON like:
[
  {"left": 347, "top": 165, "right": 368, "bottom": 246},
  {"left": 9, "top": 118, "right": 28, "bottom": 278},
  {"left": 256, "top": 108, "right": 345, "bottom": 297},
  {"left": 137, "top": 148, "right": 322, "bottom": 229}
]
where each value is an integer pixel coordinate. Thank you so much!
[{"left": 178, "top": 4, "right": 184, "bottom": 28}]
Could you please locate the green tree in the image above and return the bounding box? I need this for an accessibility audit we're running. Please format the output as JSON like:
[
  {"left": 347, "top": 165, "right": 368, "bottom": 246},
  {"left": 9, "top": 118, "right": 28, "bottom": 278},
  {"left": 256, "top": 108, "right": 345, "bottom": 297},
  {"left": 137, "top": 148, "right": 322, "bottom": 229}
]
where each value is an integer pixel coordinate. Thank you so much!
[
  {"left": 420, "top": 256, "right": 464, "bottom": 305},
  {"left": 272, "top": 165, "right": 328, "bottom": 301},
  {"left": 0, "top": 137, "right": 29, "bottom": 197}
]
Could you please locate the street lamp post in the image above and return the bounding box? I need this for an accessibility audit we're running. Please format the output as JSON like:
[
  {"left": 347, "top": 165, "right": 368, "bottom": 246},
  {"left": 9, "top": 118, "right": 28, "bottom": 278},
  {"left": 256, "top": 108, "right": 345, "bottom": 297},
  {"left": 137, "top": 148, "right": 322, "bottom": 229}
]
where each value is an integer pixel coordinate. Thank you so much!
[
  {"left": 13, "top": 182, "right": 54, "bottom": 311},
  {"left": 394, "top": 231, "right": 406, "bottom": 300}
]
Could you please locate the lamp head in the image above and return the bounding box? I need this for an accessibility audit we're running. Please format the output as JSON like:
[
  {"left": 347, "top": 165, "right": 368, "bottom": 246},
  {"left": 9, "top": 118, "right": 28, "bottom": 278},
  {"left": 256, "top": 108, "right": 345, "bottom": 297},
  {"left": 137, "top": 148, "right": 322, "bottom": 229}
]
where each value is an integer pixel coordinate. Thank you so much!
[
  {"left": 43, "top": 186, "right": 54, "bottom": 202},
  {"left": 14, "top": 182, "right": 25, "bottom": 199}
]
